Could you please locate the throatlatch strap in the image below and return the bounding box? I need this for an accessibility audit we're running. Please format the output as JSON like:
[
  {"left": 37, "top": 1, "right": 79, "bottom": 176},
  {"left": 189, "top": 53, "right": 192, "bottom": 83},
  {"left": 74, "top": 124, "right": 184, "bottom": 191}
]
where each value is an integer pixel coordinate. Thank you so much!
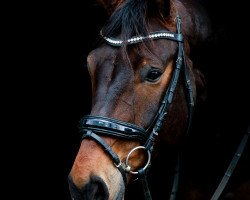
[{"left": 182, "top": 47, "right": 194, "bottom": 135}]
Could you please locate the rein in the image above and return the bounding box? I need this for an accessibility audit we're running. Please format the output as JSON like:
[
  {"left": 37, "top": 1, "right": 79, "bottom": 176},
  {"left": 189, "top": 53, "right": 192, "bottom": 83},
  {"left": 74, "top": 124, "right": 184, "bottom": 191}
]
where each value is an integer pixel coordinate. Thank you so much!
[{"left": 210, "top": 126, "right": 250, "bottom": 200}]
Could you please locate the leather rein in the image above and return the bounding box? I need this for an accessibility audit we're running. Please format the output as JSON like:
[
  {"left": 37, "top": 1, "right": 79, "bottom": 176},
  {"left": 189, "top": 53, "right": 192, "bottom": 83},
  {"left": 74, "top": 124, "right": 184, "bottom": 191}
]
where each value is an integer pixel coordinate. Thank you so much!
[{"left": 78, "top": 16, "right": 249, "bottom": 200}]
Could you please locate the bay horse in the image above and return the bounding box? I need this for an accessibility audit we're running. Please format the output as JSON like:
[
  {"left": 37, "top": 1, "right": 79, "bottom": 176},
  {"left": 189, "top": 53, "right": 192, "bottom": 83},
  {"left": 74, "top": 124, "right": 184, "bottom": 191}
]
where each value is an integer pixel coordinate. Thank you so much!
[{"left": 68, "top": 0, "right": 249, "bottom": 199}]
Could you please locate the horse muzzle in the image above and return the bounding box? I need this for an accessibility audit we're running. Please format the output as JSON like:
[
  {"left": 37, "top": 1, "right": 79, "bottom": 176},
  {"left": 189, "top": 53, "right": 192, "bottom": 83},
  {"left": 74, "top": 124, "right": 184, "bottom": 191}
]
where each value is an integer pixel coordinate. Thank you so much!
[{"left": 68, "top": 175, "right": 109, "bottom": 200}]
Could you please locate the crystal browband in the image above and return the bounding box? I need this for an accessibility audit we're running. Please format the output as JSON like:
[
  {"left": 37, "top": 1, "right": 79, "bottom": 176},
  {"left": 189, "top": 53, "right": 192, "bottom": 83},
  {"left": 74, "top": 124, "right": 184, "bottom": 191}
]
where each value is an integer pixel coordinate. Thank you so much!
[{"left": 100, "top": 30, "right": 183, "bottom": 46}]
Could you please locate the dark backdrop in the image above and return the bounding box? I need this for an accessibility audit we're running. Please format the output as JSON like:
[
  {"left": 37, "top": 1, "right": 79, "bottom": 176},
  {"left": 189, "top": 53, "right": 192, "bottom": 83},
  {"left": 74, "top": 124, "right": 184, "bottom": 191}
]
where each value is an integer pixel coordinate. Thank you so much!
[{"left": 9, "top": 0, "right": 249, "bottom": 199}]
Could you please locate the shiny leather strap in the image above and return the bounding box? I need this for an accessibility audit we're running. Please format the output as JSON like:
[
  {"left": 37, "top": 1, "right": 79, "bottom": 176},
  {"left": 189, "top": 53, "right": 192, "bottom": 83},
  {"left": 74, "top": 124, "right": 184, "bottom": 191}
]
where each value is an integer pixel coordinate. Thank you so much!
[
  {"left": 79, "top": 115, "right": 147, "bottom": 142},
  {"left": 138, "top": 168, "right": 152, "bottom": 200},
  {"left": 82, "top": 131, "right": 127, "bottom": 184},
  {"left": 183, "top": 46, "right": 195, "bottom": 135},
  {"left": 144, "top": 16, "right": 194, "bottom": 153}
]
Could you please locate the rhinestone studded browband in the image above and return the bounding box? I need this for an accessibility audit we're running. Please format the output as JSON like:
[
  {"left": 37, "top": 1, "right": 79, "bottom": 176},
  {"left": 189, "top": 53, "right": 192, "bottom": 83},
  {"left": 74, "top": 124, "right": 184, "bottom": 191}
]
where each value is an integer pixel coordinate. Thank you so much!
[{"left": 100, "top": 30, "right": 183, "bottom": 46}]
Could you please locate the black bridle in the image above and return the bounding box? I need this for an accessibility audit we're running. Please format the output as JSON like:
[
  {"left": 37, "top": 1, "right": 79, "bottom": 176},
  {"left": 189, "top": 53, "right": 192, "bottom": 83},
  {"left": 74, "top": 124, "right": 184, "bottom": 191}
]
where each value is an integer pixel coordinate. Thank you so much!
[
  {"left": 78, "top": 15, "right": 250, "bottom": 200},
  {"left": 79, "top": 16, "right": 194, "bottom": 200}
]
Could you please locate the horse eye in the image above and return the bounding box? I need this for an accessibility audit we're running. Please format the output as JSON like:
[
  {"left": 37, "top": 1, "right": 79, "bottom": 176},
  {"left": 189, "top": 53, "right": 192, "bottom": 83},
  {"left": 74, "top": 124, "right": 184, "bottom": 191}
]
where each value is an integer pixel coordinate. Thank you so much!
[{"left": 146, "top": 69, "right": 162, "bottom": 82}]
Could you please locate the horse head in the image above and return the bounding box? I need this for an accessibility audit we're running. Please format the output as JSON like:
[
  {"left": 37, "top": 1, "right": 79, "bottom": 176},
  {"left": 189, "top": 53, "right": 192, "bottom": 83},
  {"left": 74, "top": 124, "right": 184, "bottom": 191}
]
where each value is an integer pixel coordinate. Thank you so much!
[{"left": 68, "top": 0, "right": 211, "bottom": 199}]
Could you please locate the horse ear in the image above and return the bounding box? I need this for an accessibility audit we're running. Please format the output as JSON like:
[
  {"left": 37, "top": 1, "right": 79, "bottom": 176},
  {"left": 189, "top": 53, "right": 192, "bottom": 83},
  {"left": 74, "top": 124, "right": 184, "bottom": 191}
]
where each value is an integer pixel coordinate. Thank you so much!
[
  {"left": 96, "top": 0, "right": 124, "bottom": 15},
  {"left": 138, "top": 0, "right": 212, "bottom": 46},
  {"left": 166, "top": 0, "right": 211, "bottom": 46}
]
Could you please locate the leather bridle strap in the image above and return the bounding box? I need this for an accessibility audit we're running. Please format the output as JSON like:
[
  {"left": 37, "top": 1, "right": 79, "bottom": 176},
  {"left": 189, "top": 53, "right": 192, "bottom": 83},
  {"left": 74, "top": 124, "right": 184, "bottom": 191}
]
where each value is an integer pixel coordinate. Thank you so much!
[
  {"left": 183, "top": 46, "right": 195, "bottom": 135},
  {"left": 210, "top": 125, "right": 250, "bottom": 200},
  {"left": 138, "top": 168, "right": 152, "bottom": 200},
  {"left": 81, "top": 130, "right": 128, "bottom": 184},
  {"left": 134, "top": 16, "right": 191, "bottom": 200},
  {"left": 169, "top": 154, "right": 180, "bottom": 200},
  {"left": 144, "top": 16, "right": 185, "bottom": 153},
  {"left": 79, "top": 115, "right": 147, "bottom": 142}
]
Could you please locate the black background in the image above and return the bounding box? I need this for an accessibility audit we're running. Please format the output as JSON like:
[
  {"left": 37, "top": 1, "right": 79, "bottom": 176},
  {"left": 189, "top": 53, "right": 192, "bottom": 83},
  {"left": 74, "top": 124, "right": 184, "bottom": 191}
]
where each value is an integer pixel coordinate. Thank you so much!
[{"left": 6, "top": 0, "right": 249, "bottom": 199}]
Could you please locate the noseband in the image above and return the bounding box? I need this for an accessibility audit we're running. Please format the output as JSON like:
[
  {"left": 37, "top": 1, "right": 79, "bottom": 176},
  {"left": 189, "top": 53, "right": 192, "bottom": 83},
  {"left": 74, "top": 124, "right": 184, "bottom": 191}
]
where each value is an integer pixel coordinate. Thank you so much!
[{"left": 79, "top": 16, "right": 194, "bottom": 200}]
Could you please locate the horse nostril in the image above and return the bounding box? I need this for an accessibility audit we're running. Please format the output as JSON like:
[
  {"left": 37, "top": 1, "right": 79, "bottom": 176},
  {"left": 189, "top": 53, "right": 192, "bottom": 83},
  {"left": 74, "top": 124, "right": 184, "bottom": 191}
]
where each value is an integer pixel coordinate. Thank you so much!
[
  {"left": 68, "top": 175, "right": 109, "bottom": 200},
  {"left": 82, "top": 176, "right": 109, "bottom": 200},
  {"left": 68, "top": 175, "right": 82, "bottom": 200}
]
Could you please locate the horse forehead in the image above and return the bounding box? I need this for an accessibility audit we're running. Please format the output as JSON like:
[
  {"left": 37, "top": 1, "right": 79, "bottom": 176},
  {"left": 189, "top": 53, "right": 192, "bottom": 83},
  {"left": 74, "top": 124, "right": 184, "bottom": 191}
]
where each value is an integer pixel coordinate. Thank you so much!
[
  {"left": 88, "top": 27, "right": 178, "bottom": 68},
  {"left": 91, "top": 40, "right": 175, "bottom": 62},
  {"left": 88, "top": 45, "right": 117, "bottom": 64}
]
